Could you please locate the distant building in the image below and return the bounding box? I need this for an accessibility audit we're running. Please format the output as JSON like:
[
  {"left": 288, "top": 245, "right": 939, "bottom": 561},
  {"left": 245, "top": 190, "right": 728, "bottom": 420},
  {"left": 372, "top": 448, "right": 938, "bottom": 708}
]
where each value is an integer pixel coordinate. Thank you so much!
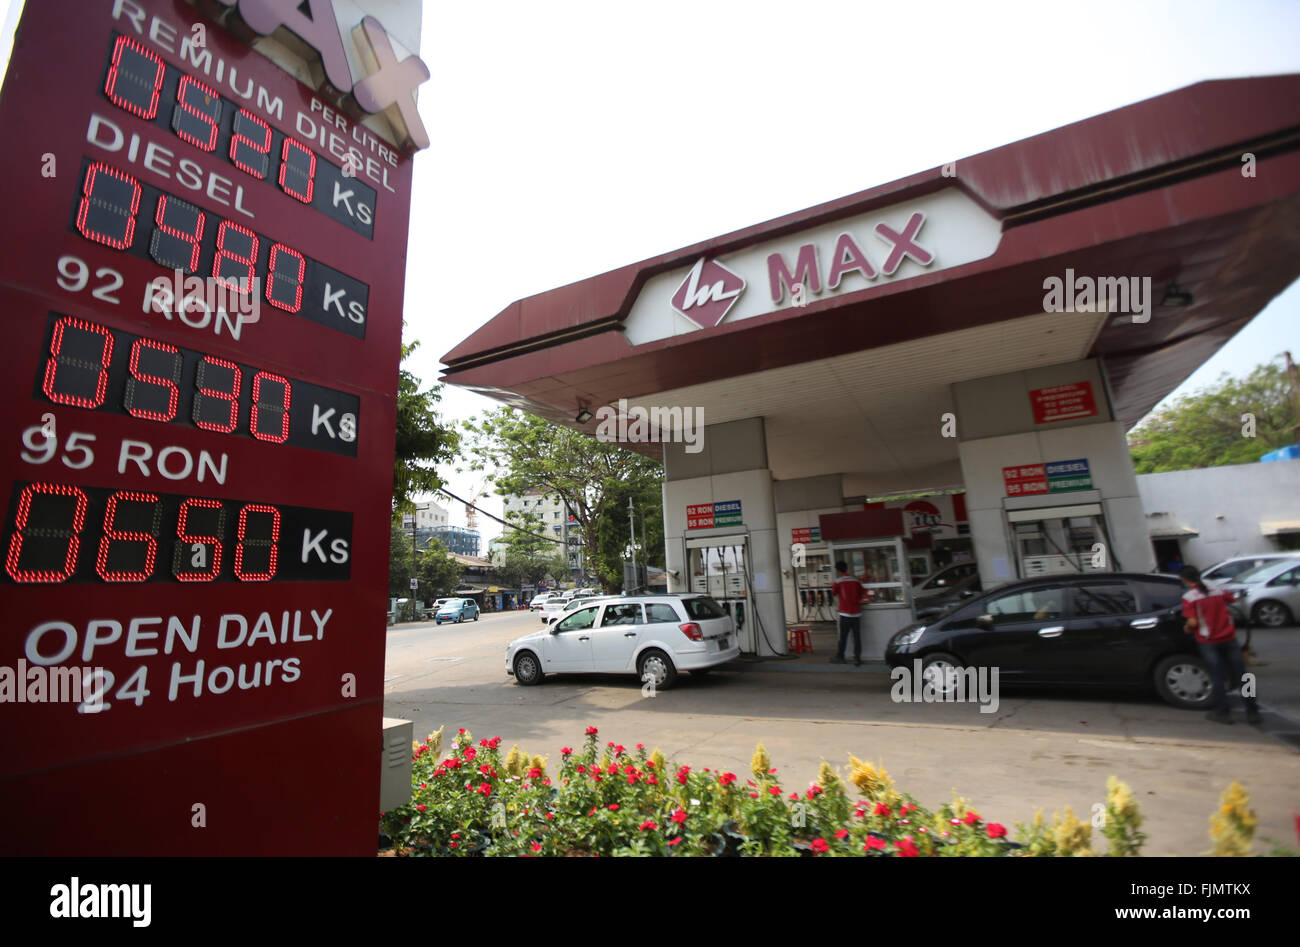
[
  {"left": 501, "top": 488, "right": 585, "bottom": 581},
  {"left": 431, "top": 525, "right": 481, "bottom": 558}
]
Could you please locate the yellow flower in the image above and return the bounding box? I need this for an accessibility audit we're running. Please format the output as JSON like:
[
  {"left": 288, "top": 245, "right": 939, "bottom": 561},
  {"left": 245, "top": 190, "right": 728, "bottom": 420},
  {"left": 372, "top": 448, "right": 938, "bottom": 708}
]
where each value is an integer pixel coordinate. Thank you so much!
[
  {"left": 425, "top": 727, "right": 444, "bottom": 755},
  {"left": 1052, "top": 808, "right": 1093, "bottom": 856},
  {"left": 751, "top": 744, "right": 771, "bottom": 781},
  {"left": 846, "top": 756, "right": 893, "bottom": 799},
  {"left": 817, "top": 761, "right": 840, "bottom": 793},
  {"left": 1209, "top": 781, "right": 1257, "bottom": 856},
  {"left": 504, "top": 744, "right": 526, "bottom": 777},
  {"left": 649, "top": 748, "right": 667, "bottom": 774},
  {"left": 530, "top": 754, "right": 547, "bottom": 776}
]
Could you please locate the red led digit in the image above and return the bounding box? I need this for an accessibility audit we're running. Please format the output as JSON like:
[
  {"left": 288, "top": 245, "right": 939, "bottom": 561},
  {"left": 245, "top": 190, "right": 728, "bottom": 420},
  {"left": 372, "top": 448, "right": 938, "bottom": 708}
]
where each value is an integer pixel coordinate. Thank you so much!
[
  {"left": 278, "top": 137, "right": 316, "bottom": 203},
  {"left": 174, "top": 497, "right": 225, "bottom": 582},
  {"left": 104, "top": 35, "right": 164, "bottom": 119},
  {"left": 172, "top": 75, "right": 222, "bottom": 151},
  {"left": 251, "top": 371, "right": 292, "bottom": 443},
  {"left": 230, "top": 108, "right": 272, "bottom": 179},
  {"left": 95, "top": 491, "right": 161, "bottom": 583},
  {"left": 234, "top": 504, "right": 280, "bottom": 581},
  {"left": 5, "top": 483, "right": 89, "bottom": 583},
  {"left": 212, "top": 220, "right": 259, "bottom": 294},
  {"left": 76, "top": 163, "right": 142, "bottom": 249},
  {"left": 150, "top": 195, "right": 206, "bottom": 273},
  {"left": 124, "top": 337, "right": 181, "bottom": 422},
  {"left": 193, "top": 356, "right": 242, "bottom": 433},
  {"left": 265, "top": 243, "right": 306, "bottom": 312},
  {"left": 42, "top": 316, "right": 114, "bottom": 409}
]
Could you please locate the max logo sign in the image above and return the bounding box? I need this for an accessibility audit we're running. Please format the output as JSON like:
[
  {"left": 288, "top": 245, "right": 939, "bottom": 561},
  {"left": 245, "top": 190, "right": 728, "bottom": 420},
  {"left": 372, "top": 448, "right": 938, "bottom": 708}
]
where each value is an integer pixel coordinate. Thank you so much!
[{"left": 211, "top": 0, "right": 431, "bottom": 151}]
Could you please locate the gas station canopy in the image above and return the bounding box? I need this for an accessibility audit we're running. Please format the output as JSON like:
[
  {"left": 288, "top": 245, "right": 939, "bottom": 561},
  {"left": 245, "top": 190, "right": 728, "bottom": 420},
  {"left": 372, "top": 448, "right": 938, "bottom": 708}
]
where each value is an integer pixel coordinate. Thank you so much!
[{"left": 443, "top": 75, "right": 1300, "bottom": 496}]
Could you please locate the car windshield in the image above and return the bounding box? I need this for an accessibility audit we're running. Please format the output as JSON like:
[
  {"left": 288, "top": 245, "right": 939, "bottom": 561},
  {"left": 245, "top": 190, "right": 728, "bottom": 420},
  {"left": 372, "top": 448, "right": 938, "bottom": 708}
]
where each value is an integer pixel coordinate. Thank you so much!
[{"left": 1233, "top": 563, "right": 1286, "bottom": 583}]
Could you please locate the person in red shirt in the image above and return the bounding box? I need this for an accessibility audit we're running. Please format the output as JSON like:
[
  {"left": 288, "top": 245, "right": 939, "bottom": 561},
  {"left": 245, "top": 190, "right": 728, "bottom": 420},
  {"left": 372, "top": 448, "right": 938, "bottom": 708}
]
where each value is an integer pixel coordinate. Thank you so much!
[
  {"left": 830, "top": 561, "right": 870, "bottom": 666},
  {"left": 1180, "top": 565, "right": 1260, "bottom": 725}
]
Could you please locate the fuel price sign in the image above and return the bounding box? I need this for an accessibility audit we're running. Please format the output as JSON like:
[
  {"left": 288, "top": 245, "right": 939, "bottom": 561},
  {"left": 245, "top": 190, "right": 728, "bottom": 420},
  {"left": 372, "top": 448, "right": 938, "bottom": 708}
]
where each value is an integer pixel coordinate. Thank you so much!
[{"left": 0, "top": 0, "right": 430, "bottom": 855}]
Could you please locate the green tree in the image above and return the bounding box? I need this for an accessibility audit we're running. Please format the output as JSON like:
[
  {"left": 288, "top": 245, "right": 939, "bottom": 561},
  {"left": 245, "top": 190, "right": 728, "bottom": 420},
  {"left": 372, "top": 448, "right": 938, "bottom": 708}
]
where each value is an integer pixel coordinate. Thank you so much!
[
  {"left": 417, "top": 537, "right": 463, "bottom": 597},
  {"left": 393, "top": 339, "right": 460, "bottom": 512},
  {"left": 1128, "top": 357, "right": 1298, "bottom": 473},
  {"left": 594, "top": 475, "right": 665, "bottom": 590},
  {"left": 460, "top": 409, "right": 664, "bottom": 591},
  {"left": 389, "top": 515, "right": 416, "bottom": 598}
]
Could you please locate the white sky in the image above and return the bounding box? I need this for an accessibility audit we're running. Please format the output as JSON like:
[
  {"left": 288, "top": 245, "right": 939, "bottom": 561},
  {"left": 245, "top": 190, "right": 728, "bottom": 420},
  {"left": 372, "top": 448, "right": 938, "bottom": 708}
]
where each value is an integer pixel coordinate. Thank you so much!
[{"left": 3, "top": 0, "right": 1298, "bottom": 544}]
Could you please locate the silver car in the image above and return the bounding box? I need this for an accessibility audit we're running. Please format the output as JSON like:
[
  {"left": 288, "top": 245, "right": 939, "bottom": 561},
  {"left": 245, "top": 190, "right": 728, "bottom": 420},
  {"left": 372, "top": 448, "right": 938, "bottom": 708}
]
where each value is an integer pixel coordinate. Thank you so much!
[
  {"left": 1202, "top": 553, "right": 1300, "bottom": 588},
  {"left": 1223, "top": 559, "right": 1300, "bottom": 628}
]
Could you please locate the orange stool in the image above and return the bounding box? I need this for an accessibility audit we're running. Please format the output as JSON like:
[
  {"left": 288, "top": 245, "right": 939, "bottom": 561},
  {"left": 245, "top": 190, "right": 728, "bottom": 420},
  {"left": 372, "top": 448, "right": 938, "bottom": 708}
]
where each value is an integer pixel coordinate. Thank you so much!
[{"left": 788, "top": 627, "right": 813, "bottom": 654}]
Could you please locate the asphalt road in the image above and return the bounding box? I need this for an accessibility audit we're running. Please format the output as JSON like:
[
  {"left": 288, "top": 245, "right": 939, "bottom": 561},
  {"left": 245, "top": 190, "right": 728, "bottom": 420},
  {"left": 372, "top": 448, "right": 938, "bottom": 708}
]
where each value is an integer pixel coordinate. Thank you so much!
[{"left": 383, "top": 609, "right": 1300, "bottom": 856}]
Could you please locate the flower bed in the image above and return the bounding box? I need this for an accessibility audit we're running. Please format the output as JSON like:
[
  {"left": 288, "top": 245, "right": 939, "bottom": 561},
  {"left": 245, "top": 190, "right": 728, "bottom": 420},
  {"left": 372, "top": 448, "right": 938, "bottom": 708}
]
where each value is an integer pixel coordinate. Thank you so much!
[{"left": 379, "top": 726, "right": 1254, "bottom": 857}]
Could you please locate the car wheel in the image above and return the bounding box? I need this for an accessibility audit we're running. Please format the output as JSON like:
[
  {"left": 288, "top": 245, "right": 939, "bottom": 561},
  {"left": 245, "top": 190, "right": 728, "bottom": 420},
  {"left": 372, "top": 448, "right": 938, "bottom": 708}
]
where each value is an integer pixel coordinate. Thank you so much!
[
  {"left": 1153, "top": 654, "right": 1213, "bottom": 709},
  {"left": 919, "top": 651, "right": 964, "bottom": 699},
  {"left": 1252, "top": 600, "right": 1294, "bottom": 628},
  {"left": 456, "top": 613, "right": 464, "bottom": 623},
  {"left": 637, "top": 649, "right": 678, "bottom": 691},
  {"left": 513, "top": 651, "right": 543, "bottom": 686},
  {"left": 474, "top": 612, "right": 479, "bottom": 621}
]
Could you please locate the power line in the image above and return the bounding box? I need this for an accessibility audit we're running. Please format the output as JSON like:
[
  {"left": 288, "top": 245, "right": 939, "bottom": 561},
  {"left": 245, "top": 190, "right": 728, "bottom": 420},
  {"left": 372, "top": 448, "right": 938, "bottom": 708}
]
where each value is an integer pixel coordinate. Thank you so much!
[{"left": 434, "top": 487, "right": 567, "bottom": 546}]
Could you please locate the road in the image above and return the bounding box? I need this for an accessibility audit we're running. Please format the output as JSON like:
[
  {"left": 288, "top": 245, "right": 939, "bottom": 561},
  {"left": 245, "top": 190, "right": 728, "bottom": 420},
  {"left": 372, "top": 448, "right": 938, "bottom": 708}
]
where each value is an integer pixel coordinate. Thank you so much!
[{"left": 383, "top": 610, "right": 1300, "bottom": 856}]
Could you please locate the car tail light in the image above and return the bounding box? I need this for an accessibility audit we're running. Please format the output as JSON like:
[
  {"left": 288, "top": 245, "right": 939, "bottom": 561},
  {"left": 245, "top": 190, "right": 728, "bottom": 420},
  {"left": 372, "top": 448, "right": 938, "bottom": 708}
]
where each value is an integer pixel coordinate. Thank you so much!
[{"left": 679, "top": 622, "right": 703, "bottom": 641}]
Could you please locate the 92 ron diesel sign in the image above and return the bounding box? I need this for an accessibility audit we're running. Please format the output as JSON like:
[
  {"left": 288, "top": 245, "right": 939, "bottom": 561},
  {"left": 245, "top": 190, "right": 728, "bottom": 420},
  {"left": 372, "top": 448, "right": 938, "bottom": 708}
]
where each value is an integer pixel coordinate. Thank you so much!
[{"left": 0, "top": 0, "right": 421, "bottom": 856}]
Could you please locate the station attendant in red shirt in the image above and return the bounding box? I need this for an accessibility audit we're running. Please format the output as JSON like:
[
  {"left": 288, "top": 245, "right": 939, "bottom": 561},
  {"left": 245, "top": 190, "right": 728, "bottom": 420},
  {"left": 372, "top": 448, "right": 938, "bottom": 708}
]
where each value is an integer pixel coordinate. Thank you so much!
[
  {"left": 831, "top": 560, "right": 870, "bottom": 666},
  {"left": 1180, "top": 565, "right": 1260, "bottom": 725}
]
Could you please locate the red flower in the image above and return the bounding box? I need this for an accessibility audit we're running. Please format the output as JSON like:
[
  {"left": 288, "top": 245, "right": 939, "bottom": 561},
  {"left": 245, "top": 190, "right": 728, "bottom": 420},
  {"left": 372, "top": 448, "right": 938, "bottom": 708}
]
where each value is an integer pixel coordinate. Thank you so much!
[
  {"left": 864, "top": 836, "right": 886, "bottom": 851},
  {"left": 810, "top": 838, "right": 830, "bottom": 854},
  {"left": 415, "top": 804, "right": 427, "bottom": 812},
  {"left": 667, "top": 837, "right": 682, "bottom": 847},
  {"left": 457, "top": 728, "right": 466, "bottom": 734},
  {"left": 963, "top": 811, "right": 981, "bottom": 826},
  {"left": 479, "top": 764, "right": 491, "bottom": 775},
  {"left": 527, "top": 767, "right": 543, "bottom": 778},
  {"left": 986, "top": 823, "right": 1007, "bottom": 839},
  {"left": 588, "top": 806, "right": 597, "bottom": 817},
  {"left": 647, "top": 777, "right": 658, "bottom": 785},
  {"left": 769, "top": 768, "right": 778, "bottom": 774},
  {"left": 788, "top": 793, "right": 799, "bottom": 801},
  {"left": 676, "top": 765, "right": 691, "bottom": 784},
  {"left": 435, "top": 768, "right": 447, "bottom": 777},
  {"left": 895, "top": 837, "right": 919, "bottom": 857},
  {"left": 531, "top": 842, "right": 542, "bottom": 852},
  {"left": 478, "top": 783, "right": 492, "bottom": 795},
  {"left": 627, "top": 774, "right": 638, "bottom": 786},
  {"left": 545, "top": 813, "right": 555, "bottom": 820},
  {"left": 608, "top": 804, "right": 620, "bottom": 812},
  {"left": 462, "top": 747, "right": 477, "bottom": 761},
  {"left": 748, "top": 793, "right": 759, "bottom": 798},
  {"left": 607, "top": 763, "right": 619, "bottom": 774},
  {"left": 614, "top": 745, "right": 626, "bottom": 755},
  {"left": 575, "top": 765, "right": 586, "bottom": 774},
  {"left": 450, "top": 841, "right": 458, "bottom": 848},
  {"left": 873, "top": 802, "right": 891, "bottom": 816},
  {"left": 900, "top": 803, "right": 916, "bottom": 816},
  {"left": 834, "top": 829, "right": 849, "bottom": 840},
  {"left": 419, "top": 783, "right": 427, "bottom": 789},
  {"left": 490, "top": 737, "right": 502, "bottom": 749},
  {"left": 719, "top": 773, "right": 738, "bottom": 787},
  {"left": 640, "top": 821, "right": 658, "bottom": 831},
  {"left": 592, "top": 775, "right": 602, "bottom": 783},
  {"left": 636, "top": 743, "right": 644, "bottom": 750},
  {"left": 671, "top": 808, "right": 688, "bottom": 825},
  {"left": 585, "top": 726, "right": 598, "bottom": 736},
  {"left": 769, "top": 787, "right": 783, "bottom": 796},
  {"left": 561, "top": 747, "right": 573, "bottom": 756},
  {"left": 479, "top": 738, "right": 490, "bottom": 747}
]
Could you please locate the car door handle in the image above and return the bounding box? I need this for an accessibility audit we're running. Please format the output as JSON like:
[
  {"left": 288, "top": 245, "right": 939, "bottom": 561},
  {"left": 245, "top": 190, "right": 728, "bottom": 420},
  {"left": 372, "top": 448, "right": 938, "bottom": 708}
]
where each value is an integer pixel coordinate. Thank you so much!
[
  {"left": 1130, "top": 617, "right": 1159, "bottom": 629},
  {"left": 623, "top": 632, "right": 637, "bottom": 637},
  {"left": 578, "top": 636, "right": 589, "bottom": 641},
  {"left": 1037, "top": 626, "right": 1064, "bottom": 638}
]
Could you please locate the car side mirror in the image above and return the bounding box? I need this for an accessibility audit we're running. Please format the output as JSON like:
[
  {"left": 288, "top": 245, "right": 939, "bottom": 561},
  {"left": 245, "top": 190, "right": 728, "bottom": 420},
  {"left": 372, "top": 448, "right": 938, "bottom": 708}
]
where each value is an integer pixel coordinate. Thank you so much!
[{"left": 976, "top": 614, "right": 994, "bottom": 628}]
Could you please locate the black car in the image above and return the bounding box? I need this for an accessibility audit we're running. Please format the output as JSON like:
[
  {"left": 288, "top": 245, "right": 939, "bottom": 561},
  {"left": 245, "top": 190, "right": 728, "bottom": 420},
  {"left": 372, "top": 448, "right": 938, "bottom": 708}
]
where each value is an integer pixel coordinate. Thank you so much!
[{"left": 886, "top": 573, "right": 1213, "bottom": 709}]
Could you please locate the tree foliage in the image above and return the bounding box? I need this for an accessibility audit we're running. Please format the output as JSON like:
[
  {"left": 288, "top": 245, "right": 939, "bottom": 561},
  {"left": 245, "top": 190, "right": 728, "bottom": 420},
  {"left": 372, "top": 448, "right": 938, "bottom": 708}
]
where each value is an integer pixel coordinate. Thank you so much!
[
  {"left": 393, "top": 340, "right": 460, "bottom": 512},
  {"left": 594, "top": 475, "right": 665, "bottom": 590},
  {"left": 389, "top": 518, "right": 463, "bottom": 600},
  {"left": 460, "top": 409, "right": 665, "bottom": 591},
  {"left": 1128, "top": 357, "right": 1298, "bottom": 473}
]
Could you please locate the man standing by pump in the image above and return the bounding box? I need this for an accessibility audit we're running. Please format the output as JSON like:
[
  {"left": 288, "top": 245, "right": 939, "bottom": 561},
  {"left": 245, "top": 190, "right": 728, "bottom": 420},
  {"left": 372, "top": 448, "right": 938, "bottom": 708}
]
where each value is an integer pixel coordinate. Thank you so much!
[{"left": 831, "top": 560, "right": 871, "bottom": 666}]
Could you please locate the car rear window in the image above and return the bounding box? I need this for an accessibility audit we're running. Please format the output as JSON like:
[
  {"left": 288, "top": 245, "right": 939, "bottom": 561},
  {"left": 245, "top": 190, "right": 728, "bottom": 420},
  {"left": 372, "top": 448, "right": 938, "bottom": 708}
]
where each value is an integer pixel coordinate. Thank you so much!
[
  {"left": 683, "top": 597, "right": 726, "bottom": 620},
  {"left": 1135, "top": 579, "right": 1184, "bottom": 611},
  {"left": 1072, "top": 583, "right": 1136, "bottom": 617},
  {"left": 645, "top": 603, "right": 680, "bottom": 624}
]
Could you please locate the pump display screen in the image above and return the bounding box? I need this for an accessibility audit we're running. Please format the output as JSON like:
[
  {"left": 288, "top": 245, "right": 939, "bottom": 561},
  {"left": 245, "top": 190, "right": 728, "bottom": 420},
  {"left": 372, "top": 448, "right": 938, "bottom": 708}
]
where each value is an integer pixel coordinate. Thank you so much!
[{"left": 0, "top": 0, "right": 416, "bottom": 855}]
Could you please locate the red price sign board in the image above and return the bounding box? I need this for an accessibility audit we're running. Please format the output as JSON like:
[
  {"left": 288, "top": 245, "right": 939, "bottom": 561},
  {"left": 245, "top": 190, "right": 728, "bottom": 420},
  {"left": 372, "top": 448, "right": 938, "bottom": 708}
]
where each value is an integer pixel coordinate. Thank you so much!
[
  {"left": 0, "top": 0, "right": 421, "bottom": 854},
  {"left": 686, "top": 503, "right": 715, "bottom": 530},
  {"left": 1029, "top": 381, "right": 1098, "bottom": 424},
  {"left": 1002, "top": 464, "right": 1049, "bottom": 497}
]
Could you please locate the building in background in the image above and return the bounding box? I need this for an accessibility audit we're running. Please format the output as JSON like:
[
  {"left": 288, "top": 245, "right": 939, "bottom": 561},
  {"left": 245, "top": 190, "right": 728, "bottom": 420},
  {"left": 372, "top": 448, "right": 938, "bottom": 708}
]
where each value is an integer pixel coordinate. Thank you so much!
[
  {"left": 431, "top": 525, "right": 482, "bottom": 558},
  {"left": 501, "top": 488, "right": 585, "bottom": 582}
]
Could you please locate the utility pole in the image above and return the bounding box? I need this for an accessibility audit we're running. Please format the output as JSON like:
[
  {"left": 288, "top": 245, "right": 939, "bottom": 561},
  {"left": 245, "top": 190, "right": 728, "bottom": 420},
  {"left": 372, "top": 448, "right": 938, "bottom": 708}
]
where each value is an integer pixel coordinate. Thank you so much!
[
  {"left": 628, "top": 496, "right": 638, "bottom": 594},
  {"left": 640, "top": 507, "right": 647, "bottom": 592},
  {"left": 1286, "top": 351, "right": 1300, "bottom": 445}
]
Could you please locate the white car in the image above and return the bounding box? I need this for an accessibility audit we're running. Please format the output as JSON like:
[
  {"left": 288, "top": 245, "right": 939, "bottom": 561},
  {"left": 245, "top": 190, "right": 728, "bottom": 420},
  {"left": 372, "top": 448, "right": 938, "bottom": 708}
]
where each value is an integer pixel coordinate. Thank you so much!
[
  {"left": 529, "top": 593, "right": 555, "bottom": 612},
  {"left": 539, "top": 598, "right": 570, "bottom": 623},
  {"left": 508, "top": 594, "right": 738, "bottom": 689},
  {"left": 1202, "top": 553, "right": 1300, "bottom": 587},
  {"left": 1222, "top": 559, "right": 1300, "bottom": 628}
]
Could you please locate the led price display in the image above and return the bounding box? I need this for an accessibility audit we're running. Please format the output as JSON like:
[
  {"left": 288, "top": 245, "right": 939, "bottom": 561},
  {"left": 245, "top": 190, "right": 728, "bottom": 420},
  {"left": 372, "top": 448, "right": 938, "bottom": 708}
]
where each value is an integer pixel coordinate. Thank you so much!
[
  {"left": 103, "top": 34, "right": 378, "bottom": 238},
  {"left": 33, "top": 312, "right": 360, "bottom": 457},
  {"left": 71, "top": 159, "right": 370, "bottom": 338},
  {"left": 2, "top": 481, "right": 351, "bottom": 584}
]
